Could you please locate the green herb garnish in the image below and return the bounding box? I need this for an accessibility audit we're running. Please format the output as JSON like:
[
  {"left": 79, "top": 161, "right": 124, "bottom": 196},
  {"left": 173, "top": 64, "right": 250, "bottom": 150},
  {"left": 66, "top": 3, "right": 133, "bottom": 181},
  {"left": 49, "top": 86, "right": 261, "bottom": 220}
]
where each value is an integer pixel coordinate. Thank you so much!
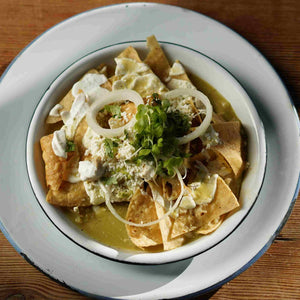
[
  {"left": 103, "top": 104, "right": 121, "bottom": 118},
  {"left": 104, "top": 138, "right": 118, "bottom": 158},
  {"left": 66, "top": 140, "right": 76, "bottom": 152},
  {"left": 101, "top": 176, "right": 118, "bottom": 185},
  {"left": 133, "top": 95, "right": 191, "bottom": 176}
]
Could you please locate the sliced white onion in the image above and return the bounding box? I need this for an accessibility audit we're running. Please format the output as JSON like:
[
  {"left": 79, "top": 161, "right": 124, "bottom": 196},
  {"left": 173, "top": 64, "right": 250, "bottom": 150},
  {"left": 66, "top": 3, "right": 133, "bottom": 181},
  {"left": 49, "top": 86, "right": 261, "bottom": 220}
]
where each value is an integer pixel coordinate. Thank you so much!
[
  {"left": 163, "top": 88, "right": 213, "bottom": 144},
  {"left": 86, "top": 89, "right": 144, "bottom": 138},
  {"left": 104, "top": 168, "right": 185, "bottom": 227}
]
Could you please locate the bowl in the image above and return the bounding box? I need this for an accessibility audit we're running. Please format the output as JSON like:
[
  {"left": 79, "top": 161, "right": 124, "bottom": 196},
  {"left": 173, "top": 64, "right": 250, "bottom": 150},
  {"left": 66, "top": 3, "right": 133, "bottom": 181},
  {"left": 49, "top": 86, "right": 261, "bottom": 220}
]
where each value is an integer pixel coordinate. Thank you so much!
[{"left": 26, "top": 41, "right": 266, "bottom": 264}]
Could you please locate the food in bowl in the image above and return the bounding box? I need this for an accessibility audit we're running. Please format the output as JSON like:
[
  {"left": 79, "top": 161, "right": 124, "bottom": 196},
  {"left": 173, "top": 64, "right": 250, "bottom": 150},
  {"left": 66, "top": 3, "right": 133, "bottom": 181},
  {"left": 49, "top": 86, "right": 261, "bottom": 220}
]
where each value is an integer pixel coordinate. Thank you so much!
[{"left": 40, "top": 36, "right": 247, "bottom": 252}]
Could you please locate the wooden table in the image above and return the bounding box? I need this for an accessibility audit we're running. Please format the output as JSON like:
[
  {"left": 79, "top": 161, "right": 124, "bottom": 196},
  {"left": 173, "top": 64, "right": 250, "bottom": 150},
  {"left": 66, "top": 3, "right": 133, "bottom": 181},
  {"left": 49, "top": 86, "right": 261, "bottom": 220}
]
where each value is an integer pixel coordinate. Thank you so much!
[{"left": 0, "top": 1, "right": 299, "bottom": 299}]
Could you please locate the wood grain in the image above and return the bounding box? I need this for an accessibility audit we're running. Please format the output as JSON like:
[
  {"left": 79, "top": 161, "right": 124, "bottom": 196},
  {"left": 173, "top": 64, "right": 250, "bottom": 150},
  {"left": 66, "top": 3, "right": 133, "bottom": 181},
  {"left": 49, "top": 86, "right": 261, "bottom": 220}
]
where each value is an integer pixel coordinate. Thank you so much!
[{"left": 0, "top": 0, "right": 299, "bottom": 299}]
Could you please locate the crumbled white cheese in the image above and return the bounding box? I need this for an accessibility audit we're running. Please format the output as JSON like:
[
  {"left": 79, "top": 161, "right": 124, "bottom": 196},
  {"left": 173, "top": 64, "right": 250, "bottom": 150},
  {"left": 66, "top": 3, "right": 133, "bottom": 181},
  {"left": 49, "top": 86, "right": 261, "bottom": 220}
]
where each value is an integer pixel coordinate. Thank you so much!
[
  {"left": 82, "top": 127, "right": 107, "bottom": 159},
  {"left": 140, "top": 163, "right": 156, "bottom": 181},
  {"left": 167, "top": 95, "right": 195, "bottom": 121},
  {"left": 108, "top": 116, "right": 126, "bottom": 129},
  {"left": 201, "top": 125, "right": 220, "bottom": 149},
  {"left": 78, "top": 160, "right": 104, "bottom": 181},
  {"left": 83, "top": 181, "right": 106, "bottom": 205},
  {"left": 49, "top": 104, "right": 63, "bottom": 117},
  {"left": 51, "top": 129, "right": 67, "bottom": 158},
  {"left": 116, "top": 139, "right": 135, "bottom": 160},
  {"left": 180, "top": 195, "right": 196, "bottom": 209}
]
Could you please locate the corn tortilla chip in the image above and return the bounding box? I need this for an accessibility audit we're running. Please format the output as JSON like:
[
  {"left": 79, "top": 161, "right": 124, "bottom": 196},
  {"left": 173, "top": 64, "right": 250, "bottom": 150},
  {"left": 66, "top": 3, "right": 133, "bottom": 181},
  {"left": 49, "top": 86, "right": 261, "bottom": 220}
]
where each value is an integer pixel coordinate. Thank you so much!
[
  {"left": 126, "top": 189, "right": 162, "bottom": 248},
  {"left": 46, "top": 181, "right": 90, "bottom": 207},
  {"left": 212, "top": 121, "right": 244, "bottom": 178},
  {"left": 46, "top": 69, "right": 110, "bottom": 124},
  {"left": 155, "top": 202, "right": 184, "bottom": 251},
  {"left": 144, "top": 35, "right": 171, "bottom": 83},
  {"left": 171, "top": 176, "right": 239, "bottom": 238},
  {"left": 196, "top": 216, "right": 224, "bottom": 235},
  {"left": 40, "top": 134, "right": 67, "bottom": 191},
  {"left": 162, "top": 176, "right": 182, "bottom": 201}
]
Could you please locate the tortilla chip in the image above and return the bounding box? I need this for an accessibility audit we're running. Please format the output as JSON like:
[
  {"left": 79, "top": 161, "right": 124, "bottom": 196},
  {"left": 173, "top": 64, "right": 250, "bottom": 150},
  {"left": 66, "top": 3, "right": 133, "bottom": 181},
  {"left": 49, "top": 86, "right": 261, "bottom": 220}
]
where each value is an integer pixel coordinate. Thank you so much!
[
  {"left": 118, "top": 46, "right": 142, "bottom": 62},
  {"left": 144, "top": 35, "right": 171, "bottom": 83},
  {"left": 170, "top": 60, "right": 192, "bottom": 82},
  {"left": 212, "top": 112, "right": 225, "bottom": 124},
  {"left": 196, "top": 216, "right": 224, "bottom": 235},
  {"left": 40, "top": 134, "right": 67, "bottom": 190},
  {"left": 126, "top": 189, "right": 162, "bottom": 248},
  {"left": 171, "top": 176, "right": 239, "bottom": 238},
  {"left": 46, "top": 181, "right": 90, "bottom": 207},
  {"left": 162, "top": 177, "right": 182, "bottom": 201},
  {"left": 155, "top": 202, "right": 185, "bottom": 251},
  {"left": 204, "top": 150, "right": 238, "bottom": 195},
  {"left": 74, "top": 119, "right": 88, "bottom": 158},
  {"left": 46, "top": 69, "right": 109, "bottom": 124},
  {"left": 202, "top": 176, "right": 239, "bottom": 221},
  {"left": 212, "top": 121, "right": 245, "bottom": 178}
]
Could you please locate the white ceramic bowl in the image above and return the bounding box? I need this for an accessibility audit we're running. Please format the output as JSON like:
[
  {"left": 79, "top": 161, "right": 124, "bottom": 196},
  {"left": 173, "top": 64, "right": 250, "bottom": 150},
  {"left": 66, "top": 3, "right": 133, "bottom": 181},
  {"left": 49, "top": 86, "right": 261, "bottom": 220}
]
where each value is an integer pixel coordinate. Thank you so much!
[{"left": 26, "top": 41, "right": 266, "bottom": 264}]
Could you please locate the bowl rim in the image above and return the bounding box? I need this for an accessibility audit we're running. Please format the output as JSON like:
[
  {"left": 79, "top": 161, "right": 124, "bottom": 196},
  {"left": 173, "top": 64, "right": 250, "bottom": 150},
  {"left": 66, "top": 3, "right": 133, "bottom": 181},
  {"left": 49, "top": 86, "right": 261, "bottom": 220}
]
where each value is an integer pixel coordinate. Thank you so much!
[{"left": 26, "top": 40, "right": 267, "bottom": 265}]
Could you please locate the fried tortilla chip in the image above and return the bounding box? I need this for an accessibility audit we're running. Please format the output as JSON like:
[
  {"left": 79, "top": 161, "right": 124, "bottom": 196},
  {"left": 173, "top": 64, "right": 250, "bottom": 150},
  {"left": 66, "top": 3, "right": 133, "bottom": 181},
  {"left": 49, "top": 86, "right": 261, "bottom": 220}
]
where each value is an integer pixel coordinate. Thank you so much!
[
  {"left": 118, "top": 46, "right": 142, "bottom": 62},
  {"left": 144, "top": 35, "right": 171, "bottom": 83},
  {"left": 46, "top": 181, "right": 90, "bottom": 207},
  {"left": 171, "top": 176, "right": 239, "bottom": 238},
  {"left": 196, "top": 215, "right": 224, "bottom": 235},
  {"left": 212, "top": 121, "right": 245, "bottom": 178},
  {"left": 162, "top": 177, "right": 182, "bottom": 201},
  {"left": 74, "top": 119, "right": 88, "bottom": 158},
  {"left": 46, "top": 69, "right": 110, "bottom": 124},
  {"left": 40, "top": 134, "right": 67, "bottom": 191},
  {"left": 126, "top": 189, "right": 162, "bottom": 248},
  {"left": 155, "top": 202, "right": 185, "bottom": 250}
]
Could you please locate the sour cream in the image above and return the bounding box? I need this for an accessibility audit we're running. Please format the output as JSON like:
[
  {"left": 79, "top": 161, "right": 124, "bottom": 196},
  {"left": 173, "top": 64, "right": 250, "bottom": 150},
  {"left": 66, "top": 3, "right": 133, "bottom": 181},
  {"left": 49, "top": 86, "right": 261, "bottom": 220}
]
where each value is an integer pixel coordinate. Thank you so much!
[
  {"left": 49, "top": 104, "right": 63, "bottom": 117},
  {"left": 51, "top": 129, "right": 67, "bottom": 158}
]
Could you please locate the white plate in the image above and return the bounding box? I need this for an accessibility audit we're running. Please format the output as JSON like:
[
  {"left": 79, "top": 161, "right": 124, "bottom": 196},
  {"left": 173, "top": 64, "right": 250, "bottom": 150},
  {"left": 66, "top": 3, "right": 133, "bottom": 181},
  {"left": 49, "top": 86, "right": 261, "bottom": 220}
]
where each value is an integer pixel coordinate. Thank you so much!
[{"left": 0, "top": 3, "right": 299, "bottom": 299}]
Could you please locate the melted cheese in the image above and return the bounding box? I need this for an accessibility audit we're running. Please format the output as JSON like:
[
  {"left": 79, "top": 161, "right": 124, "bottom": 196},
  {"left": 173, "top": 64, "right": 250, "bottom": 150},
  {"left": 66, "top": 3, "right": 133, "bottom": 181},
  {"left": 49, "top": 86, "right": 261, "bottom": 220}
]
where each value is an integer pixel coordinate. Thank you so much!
[
  {"left": 167, "top": 78, "right": 196, "bottom": 90},
  {"left": 113, "top": 57, "right": 167, "bottom": 97}
]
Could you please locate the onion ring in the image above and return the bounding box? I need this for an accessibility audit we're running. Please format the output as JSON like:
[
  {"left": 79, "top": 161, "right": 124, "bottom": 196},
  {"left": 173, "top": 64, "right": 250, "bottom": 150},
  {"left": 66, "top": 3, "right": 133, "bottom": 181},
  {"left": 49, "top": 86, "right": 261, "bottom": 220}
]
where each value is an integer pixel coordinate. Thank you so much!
[{"left": 86, "top": 89, "right": 144, "bottom": 138}]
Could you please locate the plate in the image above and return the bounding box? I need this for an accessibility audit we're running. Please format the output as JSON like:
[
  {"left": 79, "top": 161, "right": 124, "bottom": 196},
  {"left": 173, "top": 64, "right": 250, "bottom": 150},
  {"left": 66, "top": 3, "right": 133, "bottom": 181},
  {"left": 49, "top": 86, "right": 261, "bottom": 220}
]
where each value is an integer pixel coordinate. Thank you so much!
[{"left": 0, "top": 3, "right": 299, "bottom": 299}]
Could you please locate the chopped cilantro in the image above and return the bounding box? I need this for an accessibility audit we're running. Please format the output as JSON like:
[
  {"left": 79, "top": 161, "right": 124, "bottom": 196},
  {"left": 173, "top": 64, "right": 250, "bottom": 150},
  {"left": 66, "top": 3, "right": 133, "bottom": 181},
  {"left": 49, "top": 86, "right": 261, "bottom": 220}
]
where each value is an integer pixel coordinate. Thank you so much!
[
  {"left": 65, "top": 140, "right": 76, "bottom": 152},
  {"left": 133, "top": 96, "right": 191, "bottom": 176},
  {"left": 103, "top": 104, "right": 121, "bottom": 118},
  {"left": 104, "top": 138, "right": 118, "bottom": 158},
  {"left": 101, "top": 176, "right": 118, "bottom": 185}
]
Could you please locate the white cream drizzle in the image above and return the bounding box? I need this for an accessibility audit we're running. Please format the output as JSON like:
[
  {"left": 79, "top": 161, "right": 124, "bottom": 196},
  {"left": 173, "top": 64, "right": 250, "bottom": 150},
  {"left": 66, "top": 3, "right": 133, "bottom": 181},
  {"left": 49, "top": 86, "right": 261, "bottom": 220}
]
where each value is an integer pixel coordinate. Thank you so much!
[
  {"left": 72, "top": 73, "right": 108, "bottom": 102},
  {"left": 51, "top": 129, "right": 67, "bottom": 158},
  {"left": 49, "top": 104, "right": 63, "bottom": 117},
  {"left": 61, "top": 93, "right": 89, "bottom": 139}
]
